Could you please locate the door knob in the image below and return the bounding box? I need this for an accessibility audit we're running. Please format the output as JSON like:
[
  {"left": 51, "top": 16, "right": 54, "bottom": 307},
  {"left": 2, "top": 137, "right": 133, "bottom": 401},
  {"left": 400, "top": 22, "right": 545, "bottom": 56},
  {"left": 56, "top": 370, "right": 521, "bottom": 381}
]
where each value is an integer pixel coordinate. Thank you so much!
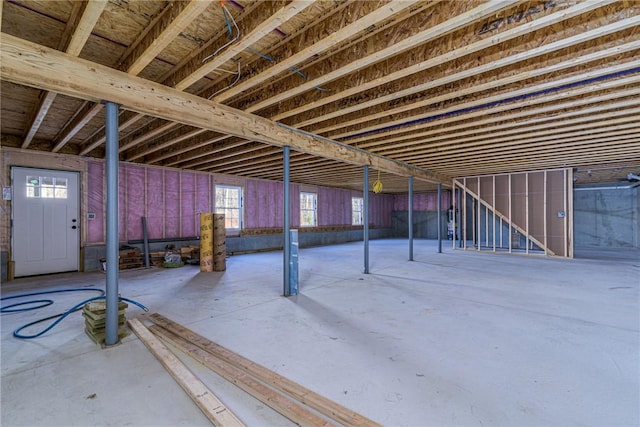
[
  {"left": 72, "top": 219, "right": 77, "bottom": 223},
  {"left": 72, "top": 226, "right": 77, "bottom": 230}
]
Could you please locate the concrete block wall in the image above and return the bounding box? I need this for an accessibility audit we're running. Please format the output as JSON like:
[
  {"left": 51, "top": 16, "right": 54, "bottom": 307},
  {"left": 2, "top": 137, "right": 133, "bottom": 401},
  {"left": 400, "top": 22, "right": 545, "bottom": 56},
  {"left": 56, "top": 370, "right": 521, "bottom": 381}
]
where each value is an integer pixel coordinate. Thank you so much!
[
  {"left": 81, "top": 230, "right": 393, "bottom": 272},
  {"left": 391, "top": 211, "right": 448, "bottom": 239},
  {"left": 574, "top": 186, "right": 639, "bottom": 248}
]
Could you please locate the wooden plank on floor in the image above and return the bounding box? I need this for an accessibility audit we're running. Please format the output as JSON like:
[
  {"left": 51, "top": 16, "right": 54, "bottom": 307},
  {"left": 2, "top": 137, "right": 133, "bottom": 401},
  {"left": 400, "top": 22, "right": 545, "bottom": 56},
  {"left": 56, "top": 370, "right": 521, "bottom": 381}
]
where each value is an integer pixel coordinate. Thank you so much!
[
  {"left": 148, "top": 313, "right": 382, "bottom": 427},
  {"left": 149, "top": 325, "right": 335, "bottom": 427},
  {"left": 127, "top": 318, "right": 245, "bottom": 427}
]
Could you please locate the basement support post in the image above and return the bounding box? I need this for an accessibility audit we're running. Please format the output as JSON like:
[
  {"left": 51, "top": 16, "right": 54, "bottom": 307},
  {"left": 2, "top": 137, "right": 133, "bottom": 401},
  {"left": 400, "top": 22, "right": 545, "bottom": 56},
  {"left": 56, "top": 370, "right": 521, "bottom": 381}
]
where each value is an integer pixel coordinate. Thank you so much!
[
  {"left": 438, "top": 183, "right": 442, "bottom": 253},
  {"left": 408, "top": 176, "right": 414, "bottom": 261},
  {"left": 104, "top": 101, "right": 119, "bottom": 347},
  {"left": 283, "top": 146, "right": 291, "bottom": 296},
  {"left": 363, "top": 165, "right": 369, "bottom": 274}
]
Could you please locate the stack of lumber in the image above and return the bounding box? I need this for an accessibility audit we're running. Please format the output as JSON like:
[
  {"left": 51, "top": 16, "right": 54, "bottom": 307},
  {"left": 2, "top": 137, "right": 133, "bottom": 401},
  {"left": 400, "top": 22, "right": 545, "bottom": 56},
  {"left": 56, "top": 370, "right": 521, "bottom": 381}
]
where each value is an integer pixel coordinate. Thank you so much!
[
  {"left": 83, "top": 301, "right": 128, "bottom": 345},
  {"left": 119, "top": 247, "right": 143, "bottom": 270},
  {"left": 129, "top": 314, "right": 381, "bottom": 427},
  {"left": 148, "top": 251, "right": 166, "bottom": 267}
]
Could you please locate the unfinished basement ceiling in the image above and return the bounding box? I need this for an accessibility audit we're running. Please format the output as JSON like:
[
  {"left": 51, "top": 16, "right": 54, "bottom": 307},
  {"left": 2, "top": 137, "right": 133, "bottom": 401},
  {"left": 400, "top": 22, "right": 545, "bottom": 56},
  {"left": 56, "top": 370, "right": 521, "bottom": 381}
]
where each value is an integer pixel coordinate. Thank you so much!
[{"left": 1, "top": 0, "right": 639, "bottom": 193}]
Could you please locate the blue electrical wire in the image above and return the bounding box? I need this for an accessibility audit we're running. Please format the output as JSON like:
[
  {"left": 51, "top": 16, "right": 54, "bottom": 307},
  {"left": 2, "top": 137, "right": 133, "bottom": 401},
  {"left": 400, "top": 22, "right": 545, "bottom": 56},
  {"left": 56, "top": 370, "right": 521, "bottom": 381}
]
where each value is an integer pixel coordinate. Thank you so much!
[{"left": 1, "top": 288, "right": 148, "bottom": 339}]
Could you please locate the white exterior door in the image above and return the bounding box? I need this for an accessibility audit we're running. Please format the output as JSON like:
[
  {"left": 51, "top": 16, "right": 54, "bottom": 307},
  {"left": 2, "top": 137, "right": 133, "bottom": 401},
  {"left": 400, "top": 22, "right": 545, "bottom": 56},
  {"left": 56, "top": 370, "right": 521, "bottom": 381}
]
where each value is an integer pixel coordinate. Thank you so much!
[{"left": 12, "top": 167, "right": 80, "bottom": 277}]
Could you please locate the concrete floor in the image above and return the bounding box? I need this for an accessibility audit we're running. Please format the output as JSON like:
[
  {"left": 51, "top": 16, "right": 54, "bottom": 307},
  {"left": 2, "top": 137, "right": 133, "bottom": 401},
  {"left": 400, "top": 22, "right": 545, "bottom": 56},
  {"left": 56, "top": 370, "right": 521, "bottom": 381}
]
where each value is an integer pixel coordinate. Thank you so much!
[{"left": 1, "top": 239, "right": 638, "bottom": 427}]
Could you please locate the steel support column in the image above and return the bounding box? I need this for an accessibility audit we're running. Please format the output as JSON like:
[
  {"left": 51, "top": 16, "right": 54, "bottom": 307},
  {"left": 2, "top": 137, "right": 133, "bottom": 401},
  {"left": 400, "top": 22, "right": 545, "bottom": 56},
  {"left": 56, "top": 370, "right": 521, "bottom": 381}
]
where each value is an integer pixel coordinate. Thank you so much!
[
  {"left": 437, "top": 183, "right": 443, "bottom": 253},
  {"left": 363, "top": 165, "right": 369, "bottom": 274},
  {"left": 283, "top": 146, "right": 291, "bottom": 296},
  {"left": 408, "top": 176, "right": 414, "bottom": 261},
  {"left": 105, "top": 101, "right": 119, "bottom": 346}
]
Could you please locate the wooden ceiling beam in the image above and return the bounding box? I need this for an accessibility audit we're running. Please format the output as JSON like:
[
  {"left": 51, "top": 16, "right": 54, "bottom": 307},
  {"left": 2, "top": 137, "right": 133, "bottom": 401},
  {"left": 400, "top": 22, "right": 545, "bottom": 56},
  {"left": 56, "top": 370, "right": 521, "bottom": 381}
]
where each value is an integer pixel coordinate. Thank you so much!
[
  {"left": 174, "top": 1, "right": 314, "bottom": 91},
  {"left": 267, "top": 0, "right": 613, "bottom": 120},
  {"left": 432, "top": 146, "right": 640, "bottom": 174},
  {"left": 161, "top": 136, "right": 245, "bottom": 166},
  {"left": 300, "top": 33, "right": 640, "bottom": 133},
  {"left": 22, "top": 0, "right": 107, "bottom": 149},
  {"left": 77, "top": 0, "right": 214, "bottom": 155},
  {"left": 127, "top": 128, "right": 208, "bottom": 161},
  {"left": 213, "top": 0, "right": 420, "bottom": 103},
  {"left": 123, "top": 1, "right": 212, "bottom": 76},
  {"left": 336, "top": 60, "right": 640, "bottom": 144},
  {"left": 185, "top": 143, "right": 270, "bottom": 169},
  {"left": 149, "top": 134, "right": 233, "bottom": 164},
  {"left": 360, "top": 86, "right": 640, "bottom": 152},
  {"left": 378, "top": 106, "right": 640, "bottom": 157},
  {"left": 419, "top": 133, "right": 640, "bottom": 168},
  {"left": 83, "top": 1, "right": 311, "bottom": 156},
  {"left": 1, "top": 33, "right": 445, "bottom": 183},
  {"left": 399, "top": 122, "right": 640, "bottom": 163},
  {"left": 246, "top": 0, "right": 520, "bottom": 114}
]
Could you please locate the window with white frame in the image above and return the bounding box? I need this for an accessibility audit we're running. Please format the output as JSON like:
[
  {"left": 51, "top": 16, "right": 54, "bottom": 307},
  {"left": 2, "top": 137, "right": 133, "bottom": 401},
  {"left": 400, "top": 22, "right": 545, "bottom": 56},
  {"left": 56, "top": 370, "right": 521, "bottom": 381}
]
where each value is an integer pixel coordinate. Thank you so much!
[
  {"left": 352, "top": 197, "right": 364, "bottom": 225},
  {"left": 300, "top": 192, "right": 317, "bottom": 227},
  {"left": 215, "top": 185, "right": 242, "bottom": 230}
]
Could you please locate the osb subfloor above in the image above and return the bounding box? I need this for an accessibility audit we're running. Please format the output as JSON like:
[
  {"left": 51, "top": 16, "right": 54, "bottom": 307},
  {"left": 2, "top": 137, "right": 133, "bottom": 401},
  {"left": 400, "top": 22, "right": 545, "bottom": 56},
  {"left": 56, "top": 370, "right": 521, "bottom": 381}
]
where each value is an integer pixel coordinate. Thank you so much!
[{"left": 1, "top": 0, "right": 639, "bottom": 192}]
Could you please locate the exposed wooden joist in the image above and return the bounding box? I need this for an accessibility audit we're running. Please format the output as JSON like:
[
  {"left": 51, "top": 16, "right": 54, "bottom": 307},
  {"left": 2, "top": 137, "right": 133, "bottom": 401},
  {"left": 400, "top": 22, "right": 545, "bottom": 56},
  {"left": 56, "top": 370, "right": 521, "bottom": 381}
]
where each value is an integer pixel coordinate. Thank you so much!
[
  {"left": 360, "top": 86, "right": 640, "bottom": 152},
  {"left": 127, "top": 128, "right": 208, "bottom": 161},
  {"left": 336, "top": 60, "right": 640, "bottom": 144},
  {"left": 116, "top": 121, "right": 182, "bottom": 154},
  {"left": 1, "top": 33, "right": 445, "bottom": 183},
  {"left": 213, "top": 0, "right": 420, "bottom": 103},
  {"left": 22, "top": 0, "right": 107, "bottom": 149},
  {"left": 415, "top": 130, "right": 640, "bottom": 165},
  {"left": 174, "top": 0, "right": 314, "bottom": 91},
  {"left": 379, "top": 108, "right": 640, "bottom": 158},
  {"left": 84, "top": 0, "right": 313, "bottom": 156},
  {"left": 124, "top": 1, "right": 212, "bottom": 75},
  {"left": 154, "top": 135, "right": 242, "bottom": 165},
  {"left": 245, "top": 0, "right": 520, "bottom": 114},
  {"left": 297, "top": 27, "right": 640, "bottom": 132},
  {"left": 64, "top": 0, "right": 211, "bottom": 154},
  {"left": 268, "top": 0, "right": 613, "bottom": 120}
]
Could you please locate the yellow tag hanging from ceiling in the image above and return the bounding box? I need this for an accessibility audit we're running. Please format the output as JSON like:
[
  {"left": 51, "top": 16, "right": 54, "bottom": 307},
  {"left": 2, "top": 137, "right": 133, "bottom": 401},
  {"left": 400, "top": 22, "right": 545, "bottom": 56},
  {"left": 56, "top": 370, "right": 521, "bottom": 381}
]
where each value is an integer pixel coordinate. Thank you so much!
[{"left": 373, "top": 170, "right": 383, "bottom": 194}]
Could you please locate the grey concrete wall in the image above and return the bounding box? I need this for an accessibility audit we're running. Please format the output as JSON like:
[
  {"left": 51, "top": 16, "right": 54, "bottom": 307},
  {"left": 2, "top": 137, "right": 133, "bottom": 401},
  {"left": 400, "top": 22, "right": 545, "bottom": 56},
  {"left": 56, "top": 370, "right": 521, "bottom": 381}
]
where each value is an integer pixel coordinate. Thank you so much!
[
  {"left": 574, "top": 186, "right": 639, "bottom": 248},
  {"left": 81, "top": 230, "right": 393, "bottom": 272},
  {"left": 392, "top": 211, "right": 447, "bottom": 239}
]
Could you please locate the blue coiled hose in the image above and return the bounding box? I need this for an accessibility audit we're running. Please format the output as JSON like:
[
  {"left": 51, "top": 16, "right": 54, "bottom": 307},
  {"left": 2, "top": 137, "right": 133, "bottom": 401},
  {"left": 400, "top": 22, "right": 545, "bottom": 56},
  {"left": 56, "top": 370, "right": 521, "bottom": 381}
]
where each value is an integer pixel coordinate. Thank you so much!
[{"left": 1, "top": 288, "right": 148, "bottom": 339}]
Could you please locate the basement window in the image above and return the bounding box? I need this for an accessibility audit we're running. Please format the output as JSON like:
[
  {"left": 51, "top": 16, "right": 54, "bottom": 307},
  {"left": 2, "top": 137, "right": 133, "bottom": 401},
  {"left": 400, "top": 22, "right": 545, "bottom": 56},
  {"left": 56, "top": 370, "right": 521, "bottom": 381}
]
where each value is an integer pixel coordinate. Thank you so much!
[
  {"left": 215, "top": 185, "right": 242, "bottom": 231},
  {"left": 300, "top": 192, "right": 317, "bottom": 227},
  {"left": 352, "top": 197, "right": 364, "bottom": 225}
]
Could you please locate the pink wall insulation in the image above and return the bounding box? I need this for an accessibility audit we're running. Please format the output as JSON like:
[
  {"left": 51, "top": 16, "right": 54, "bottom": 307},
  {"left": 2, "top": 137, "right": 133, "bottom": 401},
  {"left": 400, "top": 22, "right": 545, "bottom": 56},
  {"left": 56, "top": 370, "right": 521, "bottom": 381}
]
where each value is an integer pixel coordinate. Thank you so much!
[
  {"left": 196, "top": 173, "right": 211, "bottom": 220},
  {"left": 87, "top": 161, "right": 104, "bottom": 243},
  {"left": 163, "top": 170, "right": 180, "bottom": 238},
  {"left": 86, "top": 160, "right": 397, "bottom": 245},
  {"left": 180, "top": 172, "right": 196, "bottom": 238},
  {"left": 245, "top": 179, "right": 283, "bottom": 228},
  {"left": 125, "top": 166, "right": 144, "bottom": 240},
  {"left": 369, "top": 193, "right": 395, "bottom": 228},
  {"left": 393, "top": 191, "right": 451, "bottom": 212},
  {"left": 317, "top": 186, "right": 352, "bottom": 226},
  {"left": 145, "top": 167, "right": 164, "bottom": 240}
]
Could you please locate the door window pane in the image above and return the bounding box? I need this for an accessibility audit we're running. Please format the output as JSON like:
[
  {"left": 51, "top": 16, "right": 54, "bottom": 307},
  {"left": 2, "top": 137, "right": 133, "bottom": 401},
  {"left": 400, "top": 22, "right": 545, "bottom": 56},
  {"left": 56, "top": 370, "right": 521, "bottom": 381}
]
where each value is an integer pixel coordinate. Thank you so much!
[{"left": 25, "top": 175, "right": 68, "bottom": 199}]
